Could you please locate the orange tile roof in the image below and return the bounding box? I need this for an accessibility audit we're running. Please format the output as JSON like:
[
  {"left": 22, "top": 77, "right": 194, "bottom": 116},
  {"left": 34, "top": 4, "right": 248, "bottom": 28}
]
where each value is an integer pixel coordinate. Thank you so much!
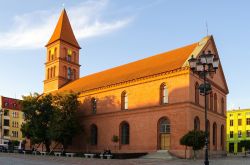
[
  {"left": 46, "top": 9, "right": 80, "bottom": 48},
  {"left": 59, "top": 42, "right": 198, "bottom": 93}
]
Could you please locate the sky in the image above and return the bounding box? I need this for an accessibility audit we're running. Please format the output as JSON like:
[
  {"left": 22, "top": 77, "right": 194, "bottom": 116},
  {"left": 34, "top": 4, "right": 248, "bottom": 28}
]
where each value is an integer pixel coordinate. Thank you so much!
[{"left": 0, "top": 0, "right": 249, "bottom": 110}]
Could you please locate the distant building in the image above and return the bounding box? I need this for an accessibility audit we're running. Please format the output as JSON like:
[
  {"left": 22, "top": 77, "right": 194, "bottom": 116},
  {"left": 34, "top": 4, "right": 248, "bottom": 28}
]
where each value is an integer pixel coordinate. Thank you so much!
[
  {"left": 40, "top": 9, "right": 229, "bottom": 158},
  {"left": 0, "top": 96, "right": 25, "bottom": 144},
  {"left": 227, "top": 109, "right": 250, "bottom": 153}
]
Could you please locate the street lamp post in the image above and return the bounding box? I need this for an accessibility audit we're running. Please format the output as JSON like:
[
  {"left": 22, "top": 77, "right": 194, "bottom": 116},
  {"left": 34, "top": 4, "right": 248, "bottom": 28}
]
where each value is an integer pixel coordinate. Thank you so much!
[
  {"left": 0, "top": 109, "right": 3, "bottom": 144},
  {"left": 188, "top": 51, "right": 219, "bottom": 165}
]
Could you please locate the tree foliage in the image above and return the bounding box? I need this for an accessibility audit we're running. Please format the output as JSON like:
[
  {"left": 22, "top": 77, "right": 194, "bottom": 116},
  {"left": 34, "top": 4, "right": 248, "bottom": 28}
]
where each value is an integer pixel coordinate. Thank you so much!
[
  {"left": 21, "top": 92, "right": 81, "bottom": 152},
  {"left": 239, "top": 140, "right": 250, "bottom": 156},
  {"left": 49, "top": 93, "right": 82, "bottom": 150},
  {"left": 180, "top": 130, "right": 206, "bottom": 159}
]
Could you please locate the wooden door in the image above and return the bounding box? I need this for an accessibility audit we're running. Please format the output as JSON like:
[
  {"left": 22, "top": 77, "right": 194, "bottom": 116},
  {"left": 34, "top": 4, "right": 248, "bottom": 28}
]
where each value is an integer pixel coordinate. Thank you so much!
[{"left": 160, "top": 134, "right": 170, "bottom": 150}]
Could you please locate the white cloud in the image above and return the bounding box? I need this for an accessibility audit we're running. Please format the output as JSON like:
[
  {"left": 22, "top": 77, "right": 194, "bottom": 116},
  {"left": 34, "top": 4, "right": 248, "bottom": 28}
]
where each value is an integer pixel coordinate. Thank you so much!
[{"left": 0, "top": 0, "right": 133, "bottom": 49}]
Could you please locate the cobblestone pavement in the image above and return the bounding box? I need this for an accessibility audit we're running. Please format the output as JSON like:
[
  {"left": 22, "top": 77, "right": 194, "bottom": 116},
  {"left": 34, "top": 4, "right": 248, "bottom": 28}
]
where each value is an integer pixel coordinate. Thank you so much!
[{"left": 0, "top": 153, "right": 250, "bottom": 165}]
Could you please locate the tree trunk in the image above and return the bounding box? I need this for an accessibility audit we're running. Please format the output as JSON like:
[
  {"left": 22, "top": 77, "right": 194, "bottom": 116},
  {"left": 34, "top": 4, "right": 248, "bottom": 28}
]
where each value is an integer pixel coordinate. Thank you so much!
[{"left": 45, "top": 140, "right": 51, "bottom": 152}]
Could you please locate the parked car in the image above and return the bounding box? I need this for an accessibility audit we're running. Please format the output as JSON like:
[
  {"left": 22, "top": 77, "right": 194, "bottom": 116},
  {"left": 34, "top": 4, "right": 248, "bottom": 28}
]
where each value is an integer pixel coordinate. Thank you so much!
[{"left": 0, "top": 144, "right": 8, "bottom": 152}]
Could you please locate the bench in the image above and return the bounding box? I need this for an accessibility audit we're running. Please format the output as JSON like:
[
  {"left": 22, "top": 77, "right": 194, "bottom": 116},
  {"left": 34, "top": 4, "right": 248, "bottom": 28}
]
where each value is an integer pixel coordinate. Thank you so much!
[
  {"left": 54, "top": 152, "right": 62, "bottom": 157},
  {"left": 40, "top": 151, "right": 47, "bottom": 155},
  {"left": 84, "top": 153, "right": 95, "bottom": 158},
  {"left": 65, "top": 153, "right": 75, "bottom": 157},
  {"left": 32, "top": 151, "right": 38, "bottom": 155},
  {"left": 100, "top": 154, "right": 113, "bottom": 159}
]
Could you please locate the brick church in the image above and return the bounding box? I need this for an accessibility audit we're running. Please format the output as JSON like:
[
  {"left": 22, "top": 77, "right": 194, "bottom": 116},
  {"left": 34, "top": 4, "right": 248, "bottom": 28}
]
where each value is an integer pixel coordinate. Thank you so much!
[{"left": 43, "top": 9, "right": 228, "bottom": 158}]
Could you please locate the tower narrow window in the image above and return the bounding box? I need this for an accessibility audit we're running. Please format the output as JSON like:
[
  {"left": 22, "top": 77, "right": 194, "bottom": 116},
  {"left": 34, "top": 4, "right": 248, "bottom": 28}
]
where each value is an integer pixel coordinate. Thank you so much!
[
  {"left": 160, "top": 83, "right": 168, "bottom": 104},
  {"left": 195, "top": 82, "right": 199, "bottom": 104},
  {"left": 221, "top": 98, "right": 224, "bottom": 115},
  {"left": 121, "top": 91, "right": 128, "bottom": 110},
  {"left": 53, "top": 66, "right": 56, "bottom": 77},
  {"left": 67, "top": 67, "right": 72, "bottom": 79},
  {"left": 213, "top": 122, "right": 217, "bottom": 147},
  {"left": 210, "top": 92, "right": 213, "bottom": 111}
]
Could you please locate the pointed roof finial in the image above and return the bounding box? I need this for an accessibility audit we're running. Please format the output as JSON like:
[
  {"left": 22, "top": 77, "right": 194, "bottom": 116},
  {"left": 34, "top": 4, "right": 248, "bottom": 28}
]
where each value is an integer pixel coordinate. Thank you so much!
[{"left": 46, "top": 9, "right": 80, "bottom": 48}]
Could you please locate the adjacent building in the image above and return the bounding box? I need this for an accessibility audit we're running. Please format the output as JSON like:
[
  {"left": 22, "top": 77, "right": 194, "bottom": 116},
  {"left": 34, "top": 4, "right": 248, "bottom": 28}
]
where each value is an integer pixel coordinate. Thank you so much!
[
  {"left": 39, "top": 9, "right": 228, "bottom": 158},
  {"left": 226, "top": 109, "right": 250, "bottom": 153},
  {"left": 0, "top": 96, "right": 25, "bottom": 144}
]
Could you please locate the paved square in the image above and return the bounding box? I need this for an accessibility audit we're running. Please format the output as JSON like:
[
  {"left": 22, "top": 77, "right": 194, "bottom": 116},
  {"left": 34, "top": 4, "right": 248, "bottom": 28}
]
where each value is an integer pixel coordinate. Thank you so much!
[{"left": 0, "top": 153, "right": 250, "bottom": 165}]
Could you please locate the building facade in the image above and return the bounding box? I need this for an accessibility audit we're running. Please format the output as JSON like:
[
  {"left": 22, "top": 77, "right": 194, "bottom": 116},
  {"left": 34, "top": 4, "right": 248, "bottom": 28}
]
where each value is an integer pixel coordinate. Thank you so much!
[
  {"left": 0, "top": 96, "right": 25, "bottom": 144},
  {"left": 42, "top": 9, "right": 228, "bottom": 158},
  {"left": 226, "top": 109, "right": 250, "bottom": 153}
]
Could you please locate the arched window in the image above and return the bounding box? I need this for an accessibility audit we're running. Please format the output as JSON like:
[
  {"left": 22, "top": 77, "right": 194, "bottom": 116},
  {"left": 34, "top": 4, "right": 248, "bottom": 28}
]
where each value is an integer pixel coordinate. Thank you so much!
[
  {"left": 64, "top": 66, "right": 67, "bottom": 78},
  {"left": 159, "top": 118, "right": 170, "bottom": 133},
  {"left": 221, "top": 125, "right": 224, "bottom": 149},
  {"left": 210, "top": 92, "right": 213, "bottom": 111},
  {"left": 194, "top": 116, "right": 200, "bottom": 131},
  {"left": 48, "top": 50, "right": 51, "bottom": 61},
  {"left": 54, "top": 48, "right": 57, "bottom": 58},
  {"left": 67, "top": 55, "right": 71, "bottom": 62},
  {"left": 195, "top": 82, "right": 199, "bottom": 104},
  {"left": 50, "top": 67, "right": 53, "bottom": 78},
  {"left": 221, "top": 98, "right": 224, "bottom": 115},
  {"left": 160, "top": 83, "right": 168, "bottom": 104},
  {"left": 120, "top": 122, "right": 129, "bottom": 145},
  {"left": 91, "top": 98, "right": 97, "bottom": 114},
  {"left": 67, "top": 67, "right": 72, "bottom": 79},
  {"left": 53, "top": 66, "right": 56, "bottom": 77},
  {"left": 121, "top": 91, "right": 128, "bottom": 110},
  {"left": 64, "top": 48, "right": 67, "bottom": 59},
  {"left": 90, "top": 124, "right": 98, "bottom": 145},
  {"left": 73, "top": 52, "right": 76, "bottom": 62},
  {"left": 213, "top": 122, "right": 217, "bottom": 148},
  {"left": 73, "top": 69, "right": 76, "bottom": 80},
  {"left": 214, "top": 93, "right": 217, "bottom": 112},
  {"left": 47, "top": 68, "right": 50, "bottom": 79}
]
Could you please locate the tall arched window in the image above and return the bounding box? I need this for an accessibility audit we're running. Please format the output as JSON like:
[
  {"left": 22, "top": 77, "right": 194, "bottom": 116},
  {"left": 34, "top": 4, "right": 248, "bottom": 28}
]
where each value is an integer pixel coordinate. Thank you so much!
[
  {"left": 221, "top": 125, "right": 224, "bottom": 149},
  {"left": 67, "top": 67, "right": 72, "bottom": 79},
  {"left": 160, "top": 83, "right": 168, "bottom": 104},
  {"left": 194, "top": 116, "right": 200, "bottom": 131},
  {"left": 195, "top": 82, "right": 199, "bottom": 104},
  {"left": 120, "top": 122, "right": 129, "bottom": 145},
  {"left": 213, "top": 122, "right": 217, "bottom": 149},
  {"left": 121, "top": 91, "right": 128, "bottom": 110},
  {"left": 214, "top": 93, "right": 217, "bottom": 112},
  {"left": 90, "top": 124, "right": 98, "bottom": 145},
  {"left": 221, "top": 98, "right": 225, "bottom": 115},
  {"left": 210, "top": 92, "right": 213, "bottom": 111}
]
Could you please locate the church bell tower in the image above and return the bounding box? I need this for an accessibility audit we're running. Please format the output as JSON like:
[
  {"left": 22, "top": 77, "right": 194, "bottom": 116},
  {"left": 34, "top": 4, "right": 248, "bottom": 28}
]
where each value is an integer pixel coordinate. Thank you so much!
[{"left": 44, "top": 9, "right": 81, "bottom": 93}]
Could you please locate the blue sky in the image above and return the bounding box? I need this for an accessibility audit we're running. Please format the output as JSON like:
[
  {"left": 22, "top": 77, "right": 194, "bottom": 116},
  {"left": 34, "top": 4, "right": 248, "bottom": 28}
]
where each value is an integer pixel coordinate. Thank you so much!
[{"left": 0, "top": 0, "right": 249, "bottom": 110}]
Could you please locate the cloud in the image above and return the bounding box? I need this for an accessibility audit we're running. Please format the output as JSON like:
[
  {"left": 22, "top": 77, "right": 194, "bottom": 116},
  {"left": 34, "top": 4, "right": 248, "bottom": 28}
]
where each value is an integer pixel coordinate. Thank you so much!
[{"left": 0, "top": 0, "right": 133, "bottom": 49}]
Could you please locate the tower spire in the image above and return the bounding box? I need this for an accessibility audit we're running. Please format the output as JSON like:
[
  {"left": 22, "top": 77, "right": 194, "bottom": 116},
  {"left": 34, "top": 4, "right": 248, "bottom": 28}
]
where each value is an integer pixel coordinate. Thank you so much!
[{"left": 46, "top": 9, "right": 80, "bottom": 48}]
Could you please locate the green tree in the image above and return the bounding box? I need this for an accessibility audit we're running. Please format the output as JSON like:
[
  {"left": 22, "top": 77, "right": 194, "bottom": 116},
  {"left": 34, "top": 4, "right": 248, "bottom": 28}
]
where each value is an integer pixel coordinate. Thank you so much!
[
  {"left": 180, "top": 130, "right": 206, "bottom": 159},
  {"left": 239, "top": 140, "right": 250, "bottom": 156},
  {"left": 112, "top": 135, "right": 119, "bottom": 152},
  {"left": 49, "top": 93, "right": 82, "bottom": 151},
  {"left": 21, "top": 93, "right": 54, "bottom": 152}
]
